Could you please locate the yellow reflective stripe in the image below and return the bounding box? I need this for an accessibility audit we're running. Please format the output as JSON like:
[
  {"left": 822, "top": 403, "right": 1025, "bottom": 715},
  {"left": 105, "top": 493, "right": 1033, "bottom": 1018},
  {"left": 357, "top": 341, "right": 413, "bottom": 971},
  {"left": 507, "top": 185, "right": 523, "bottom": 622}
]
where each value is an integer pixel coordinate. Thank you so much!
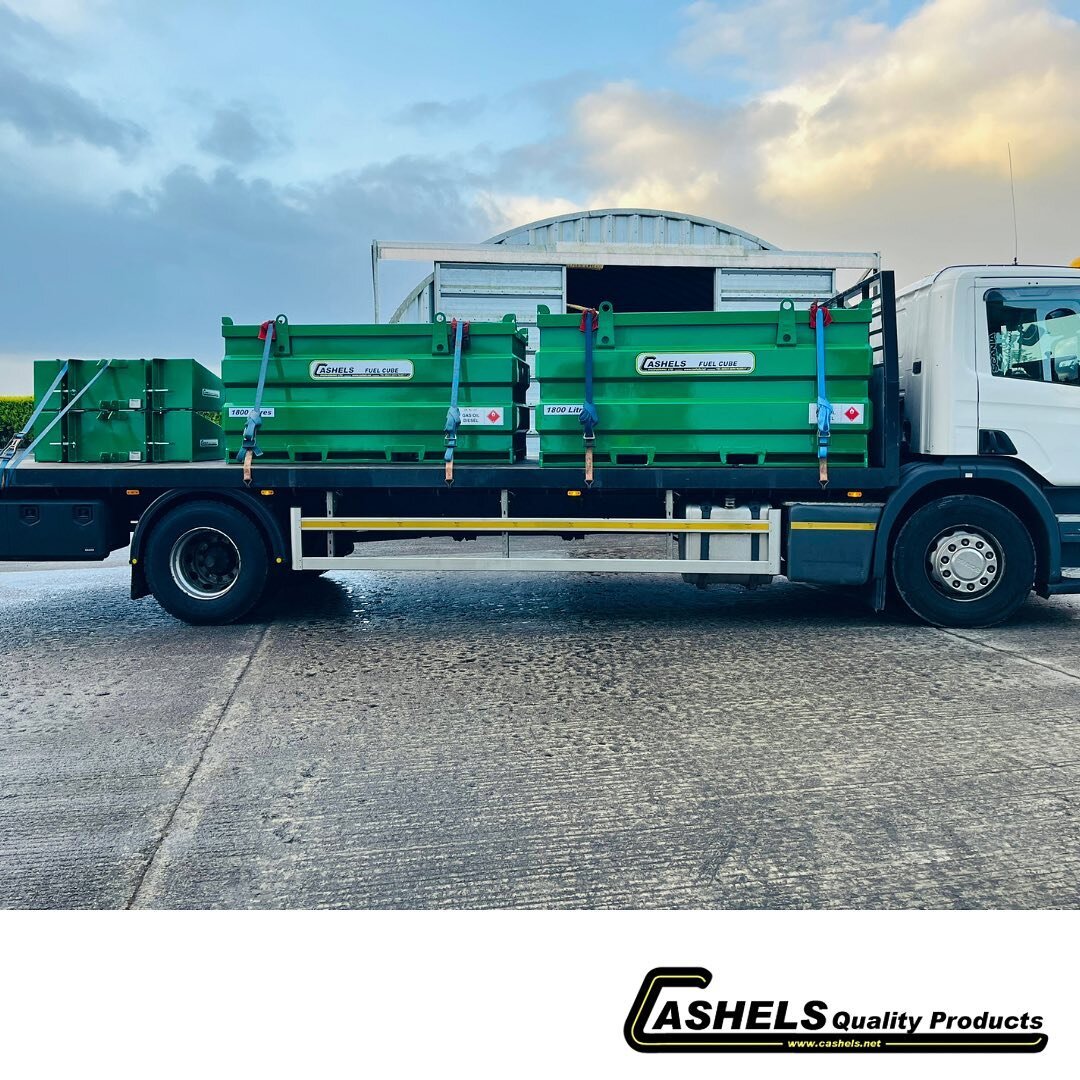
[
  {"left": 301, "top": 518, "right": 772, "bottom": 533},
  {"left": 790, "top": 521, "right": 877, "bottom": 531}
]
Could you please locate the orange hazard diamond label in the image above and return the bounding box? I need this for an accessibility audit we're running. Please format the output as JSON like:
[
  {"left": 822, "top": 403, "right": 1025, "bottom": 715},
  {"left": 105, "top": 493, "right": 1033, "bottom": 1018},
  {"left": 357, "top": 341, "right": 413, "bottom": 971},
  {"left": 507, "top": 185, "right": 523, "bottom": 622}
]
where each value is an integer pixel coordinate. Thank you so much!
[{"left": 808, "top": 403, "right": 865, "bottom": 425}]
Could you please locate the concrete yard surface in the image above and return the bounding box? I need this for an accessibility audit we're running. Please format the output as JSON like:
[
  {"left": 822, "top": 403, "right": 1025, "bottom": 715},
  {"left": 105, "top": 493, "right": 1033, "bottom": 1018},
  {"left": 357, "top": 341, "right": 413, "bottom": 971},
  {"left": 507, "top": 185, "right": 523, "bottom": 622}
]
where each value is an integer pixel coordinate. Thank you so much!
[{"left": 1, "top": 552, "right": 1078, "bottom": 909}]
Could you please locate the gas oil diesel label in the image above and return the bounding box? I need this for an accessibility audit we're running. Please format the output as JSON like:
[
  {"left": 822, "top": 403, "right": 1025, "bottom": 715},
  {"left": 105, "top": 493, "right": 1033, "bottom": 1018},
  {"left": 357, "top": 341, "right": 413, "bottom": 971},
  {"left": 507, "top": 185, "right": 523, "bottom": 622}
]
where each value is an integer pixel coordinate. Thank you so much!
[
  {"left": 309, "top": 360, "right": 414, "bottom": 380},
  {"left": 458, "top": 407, "right": 504, "bottom": 426},
  {"left": 636, "top": 352, "right": 756, "bottom": 374},
  {"left": 809, "top": 403, "right": 865, "bottom": 425},
  {"left": 227, "top": 407, "right": 276, "bottom": 418}
]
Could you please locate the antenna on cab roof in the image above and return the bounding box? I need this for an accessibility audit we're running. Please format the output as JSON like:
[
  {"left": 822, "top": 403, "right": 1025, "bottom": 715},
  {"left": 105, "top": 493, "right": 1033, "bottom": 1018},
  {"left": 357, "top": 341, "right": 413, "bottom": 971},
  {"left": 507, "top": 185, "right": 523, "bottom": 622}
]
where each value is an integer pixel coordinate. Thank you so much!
[{"left": 1007, "top": 143, "right": 1019, "bottom": 265}]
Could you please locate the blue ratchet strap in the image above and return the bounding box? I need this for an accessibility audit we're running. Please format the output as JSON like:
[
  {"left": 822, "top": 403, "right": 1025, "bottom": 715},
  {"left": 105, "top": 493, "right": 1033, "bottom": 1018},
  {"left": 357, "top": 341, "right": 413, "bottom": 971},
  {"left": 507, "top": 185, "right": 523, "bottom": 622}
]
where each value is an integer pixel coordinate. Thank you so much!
[
  {"left": 0, "top": 360, "right": 70, "bottom": 486},
  {"left": 811, "top": 302, "right": 833, "bottom": 487},
  {"left": 1, "top": 360, "right": 112, "bottom": 489},
  {"left": 443, "top": 318, "right": 466, "bottom": 482},
  {"left": 579, "top": 308, "right": 599, "bottom": 483},
  {"left": 237, "top": 318, "right": 277, "bottom": 483}
]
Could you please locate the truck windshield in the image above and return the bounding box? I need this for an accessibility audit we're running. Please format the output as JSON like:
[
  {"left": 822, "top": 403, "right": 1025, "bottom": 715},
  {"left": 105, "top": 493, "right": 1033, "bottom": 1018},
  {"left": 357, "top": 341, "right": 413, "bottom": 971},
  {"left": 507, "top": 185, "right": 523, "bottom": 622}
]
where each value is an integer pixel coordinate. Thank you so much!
[{"left": 986, "top": 287, "right": 1080, "bottom": 386}]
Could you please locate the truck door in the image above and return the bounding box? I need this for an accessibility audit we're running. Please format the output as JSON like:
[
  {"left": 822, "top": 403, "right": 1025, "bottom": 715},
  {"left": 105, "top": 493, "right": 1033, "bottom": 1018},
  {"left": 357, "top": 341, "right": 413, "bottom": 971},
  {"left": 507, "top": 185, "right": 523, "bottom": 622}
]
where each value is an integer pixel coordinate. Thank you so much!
[{"left": 977, "top": 283, "right": 1080, "bottom": 486}]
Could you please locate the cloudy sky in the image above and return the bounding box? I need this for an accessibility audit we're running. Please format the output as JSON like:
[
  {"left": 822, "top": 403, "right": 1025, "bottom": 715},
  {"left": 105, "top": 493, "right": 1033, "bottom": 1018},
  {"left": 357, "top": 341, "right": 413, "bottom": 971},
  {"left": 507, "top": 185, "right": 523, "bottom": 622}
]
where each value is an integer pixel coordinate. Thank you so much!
[{"left": 2, "top": 0, "right": 1078, "bottom": 391}]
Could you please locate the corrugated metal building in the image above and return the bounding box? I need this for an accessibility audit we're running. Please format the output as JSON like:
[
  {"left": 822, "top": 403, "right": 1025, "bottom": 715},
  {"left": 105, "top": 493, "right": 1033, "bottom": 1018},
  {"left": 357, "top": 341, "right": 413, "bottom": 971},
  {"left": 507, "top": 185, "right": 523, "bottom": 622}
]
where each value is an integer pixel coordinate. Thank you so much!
[{"left": 372, "top": 207, "right": 879, "bottom": 451}]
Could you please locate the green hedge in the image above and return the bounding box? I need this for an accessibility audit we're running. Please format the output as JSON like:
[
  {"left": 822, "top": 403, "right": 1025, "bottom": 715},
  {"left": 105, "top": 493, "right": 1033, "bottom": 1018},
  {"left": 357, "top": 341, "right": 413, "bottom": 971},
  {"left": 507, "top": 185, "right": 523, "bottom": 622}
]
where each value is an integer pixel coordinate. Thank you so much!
[{"left": 0, "top": 396, "right": 33, "bottom": 446}]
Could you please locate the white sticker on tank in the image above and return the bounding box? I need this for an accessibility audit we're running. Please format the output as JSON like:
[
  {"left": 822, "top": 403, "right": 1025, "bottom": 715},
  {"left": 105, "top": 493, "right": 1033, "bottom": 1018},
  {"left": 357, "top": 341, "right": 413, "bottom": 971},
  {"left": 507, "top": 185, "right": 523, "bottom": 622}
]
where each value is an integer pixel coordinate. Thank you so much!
[
  {"left": 309, "top": 360, "right": 414, "bottom": 380},
  {"left": 128, "top": 451, "right": 142, "bottom": 461},
  {"left": 809, "top": 403, "right": 865, "bottom": 425},
  {"left": 458, "top": 407, "right": 504, "bottom": 426},
  {"left": 636, "top": 352, "right": 756, "bottom": 374},
  {"left": 199, "top": 439, "right": 220, "bottom": 448},
  {"left": 227, "top": 406, "right": 275, "bottom": 418},
  {"left": 201, "top": 388, "right": 221, "bottom": 399},
  {"left": 543, "top": 404, "right": 583, "bottom": 415}
]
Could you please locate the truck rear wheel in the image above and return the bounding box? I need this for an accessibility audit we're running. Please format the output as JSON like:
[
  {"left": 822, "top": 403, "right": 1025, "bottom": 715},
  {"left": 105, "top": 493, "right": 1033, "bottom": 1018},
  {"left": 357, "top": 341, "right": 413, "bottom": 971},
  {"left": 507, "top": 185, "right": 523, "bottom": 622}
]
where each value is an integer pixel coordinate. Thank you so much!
[
  {"left": 144, "top": 501, "right": 269, "bottom": 624},
  {"left": 891, "top": 495, "right": 1034, "bottom": 627}
]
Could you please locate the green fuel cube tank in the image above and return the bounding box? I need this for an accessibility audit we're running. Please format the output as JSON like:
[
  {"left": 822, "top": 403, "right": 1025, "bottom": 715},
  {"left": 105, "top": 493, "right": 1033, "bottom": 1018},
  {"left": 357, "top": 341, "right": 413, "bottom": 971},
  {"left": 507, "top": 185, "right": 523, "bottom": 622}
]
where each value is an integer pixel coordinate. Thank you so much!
[
  {"left": 220, "top": 313, "right": 529, "bottom": 464},
  {"left": 31, "top": 358, "right": 224, "bottom": 463},
  {"left": 534, "top": 300, "right": 873, "bottom": 468}
]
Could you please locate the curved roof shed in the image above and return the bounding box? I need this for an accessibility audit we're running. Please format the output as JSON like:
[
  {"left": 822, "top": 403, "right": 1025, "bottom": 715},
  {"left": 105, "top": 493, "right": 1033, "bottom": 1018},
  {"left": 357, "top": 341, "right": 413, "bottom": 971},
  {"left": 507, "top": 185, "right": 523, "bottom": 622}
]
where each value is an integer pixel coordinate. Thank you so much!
[{"left": 373, "top": 206, "right": 878, "bottom": 328}]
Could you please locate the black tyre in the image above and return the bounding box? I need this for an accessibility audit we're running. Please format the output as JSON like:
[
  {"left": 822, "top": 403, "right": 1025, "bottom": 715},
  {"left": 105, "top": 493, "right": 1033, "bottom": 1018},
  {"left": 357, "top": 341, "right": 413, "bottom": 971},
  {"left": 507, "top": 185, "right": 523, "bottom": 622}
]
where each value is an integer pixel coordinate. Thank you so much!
[
  {"left": 891, "top": 495, "right": 1034, "bottom": 627},
  {"left": 144, "top": 500, "right": 269, "bottom": 624}
]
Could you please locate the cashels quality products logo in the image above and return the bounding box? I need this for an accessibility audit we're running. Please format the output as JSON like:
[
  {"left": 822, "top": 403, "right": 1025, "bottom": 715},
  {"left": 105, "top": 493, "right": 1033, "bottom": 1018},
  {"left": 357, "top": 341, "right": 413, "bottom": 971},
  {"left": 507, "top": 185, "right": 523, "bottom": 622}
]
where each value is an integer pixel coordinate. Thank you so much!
[{"left": 624, "top": 968, "right": 1048, "bottom": 1054}]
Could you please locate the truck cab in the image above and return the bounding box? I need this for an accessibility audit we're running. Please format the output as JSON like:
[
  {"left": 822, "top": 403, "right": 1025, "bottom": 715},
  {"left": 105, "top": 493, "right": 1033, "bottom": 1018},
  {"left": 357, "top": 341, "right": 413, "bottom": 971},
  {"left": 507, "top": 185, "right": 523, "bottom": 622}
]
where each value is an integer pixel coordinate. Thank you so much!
[{"left": 897, "top": 265, "right": 1080, "bottom": 485}]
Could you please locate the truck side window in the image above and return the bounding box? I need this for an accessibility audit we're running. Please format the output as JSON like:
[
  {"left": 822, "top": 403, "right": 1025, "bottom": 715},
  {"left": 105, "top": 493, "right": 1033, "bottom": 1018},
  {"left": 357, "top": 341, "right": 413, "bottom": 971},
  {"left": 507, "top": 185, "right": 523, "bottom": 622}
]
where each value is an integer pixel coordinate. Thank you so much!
[{"left": 987, "top": 289, "right": 1080, "bottom": 386}]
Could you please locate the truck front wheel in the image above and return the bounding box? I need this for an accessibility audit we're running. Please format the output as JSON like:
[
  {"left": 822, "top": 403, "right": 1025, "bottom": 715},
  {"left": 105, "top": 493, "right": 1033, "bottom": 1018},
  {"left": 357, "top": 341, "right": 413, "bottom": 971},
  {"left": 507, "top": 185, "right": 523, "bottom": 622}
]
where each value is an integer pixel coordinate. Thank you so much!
[
  {"left": 891, "top": 495, "right": 1034, "bottom": 627},
  {"left": 144, "top": 501, "right": 269, "bottom": 624}
]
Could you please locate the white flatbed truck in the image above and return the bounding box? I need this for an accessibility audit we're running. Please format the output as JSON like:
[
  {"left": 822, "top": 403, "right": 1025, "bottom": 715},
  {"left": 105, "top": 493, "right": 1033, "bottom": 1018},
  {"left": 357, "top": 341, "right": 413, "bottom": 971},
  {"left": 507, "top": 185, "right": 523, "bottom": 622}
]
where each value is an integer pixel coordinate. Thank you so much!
[{"left": 2, "top": 267, "right": 1079, "bottom": 628}]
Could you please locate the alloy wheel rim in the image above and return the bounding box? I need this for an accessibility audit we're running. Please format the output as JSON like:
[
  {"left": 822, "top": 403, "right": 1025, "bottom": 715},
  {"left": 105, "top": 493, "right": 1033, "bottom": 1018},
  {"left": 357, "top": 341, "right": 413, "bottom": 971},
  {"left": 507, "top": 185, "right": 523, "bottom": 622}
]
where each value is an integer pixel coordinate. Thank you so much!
[
  {"left": 169, "top": 528, "right": 242, "bottom": 600},
  {"left": 926, "top": 526, "right": 1003, "bottom": 601}
]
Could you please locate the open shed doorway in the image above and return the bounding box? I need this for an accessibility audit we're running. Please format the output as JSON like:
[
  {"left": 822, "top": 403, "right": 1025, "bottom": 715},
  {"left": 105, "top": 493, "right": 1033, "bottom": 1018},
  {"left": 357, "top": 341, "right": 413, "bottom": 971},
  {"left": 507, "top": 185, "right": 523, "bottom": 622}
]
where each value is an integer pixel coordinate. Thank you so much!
[{"left": 566, "top": 265, "right": 715, "bottom": 313}]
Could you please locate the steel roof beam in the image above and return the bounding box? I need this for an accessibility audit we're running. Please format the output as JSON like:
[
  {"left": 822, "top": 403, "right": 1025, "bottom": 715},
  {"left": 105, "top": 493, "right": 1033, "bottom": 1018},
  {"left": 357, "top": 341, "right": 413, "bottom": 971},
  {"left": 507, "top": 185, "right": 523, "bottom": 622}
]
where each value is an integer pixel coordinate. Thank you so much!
[{"left": 372, "top": 240, "right": 880, "bottom": 271}]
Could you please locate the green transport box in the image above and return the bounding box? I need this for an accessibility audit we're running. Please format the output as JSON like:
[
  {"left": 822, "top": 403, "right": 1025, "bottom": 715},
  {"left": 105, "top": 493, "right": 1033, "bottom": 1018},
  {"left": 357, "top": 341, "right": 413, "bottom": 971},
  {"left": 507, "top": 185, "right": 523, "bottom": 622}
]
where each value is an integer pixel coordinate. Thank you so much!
[
  {"left": 33, "top": 357, "right": 223, "bottom": 413},
  {"left": 534, "top": 300, "right": 873, "bottom": 468},
  {"left": 220, "top": 313, "right": 529, "bottom": 464},
  {"left": 32, "top": 358, "right": 224, "bottom": 463},
  {"left": 32, "top": 408, "right": 223, "bottom": 463}
]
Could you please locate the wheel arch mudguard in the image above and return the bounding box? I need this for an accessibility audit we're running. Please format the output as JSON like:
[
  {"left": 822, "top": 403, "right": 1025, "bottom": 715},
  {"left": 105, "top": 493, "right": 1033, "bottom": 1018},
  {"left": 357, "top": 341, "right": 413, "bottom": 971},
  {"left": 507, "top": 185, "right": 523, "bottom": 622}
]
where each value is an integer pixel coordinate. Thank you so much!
[
  {"left": 870, "top": 460, "right": 1061, "bottom": 609},
  {"left": 129, "top": 490, "right": 287, "bottom": 599}
]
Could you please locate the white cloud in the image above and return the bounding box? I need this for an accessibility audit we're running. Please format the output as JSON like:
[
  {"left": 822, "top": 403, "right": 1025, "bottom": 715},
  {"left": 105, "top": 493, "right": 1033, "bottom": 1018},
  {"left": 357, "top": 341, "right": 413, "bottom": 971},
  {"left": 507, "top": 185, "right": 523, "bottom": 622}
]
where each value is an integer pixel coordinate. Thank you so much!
[
  {"left": 760, "top": 0, "right": 1080, "bottom": 199},
  {"left": 475, "top": 193, "right": 584, "bottom": 236},
  {"left": 676, "top": 0, "right": 890, "bottom": 81},
  {"left": 511, "top": 0, "right": 1080, "bottom": 282},
  {"left": 537, "top": 81, "right": 781, "bottom": 227},
  {"left": 0, "top": 0, "right": 112, "bottom": 34}
]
